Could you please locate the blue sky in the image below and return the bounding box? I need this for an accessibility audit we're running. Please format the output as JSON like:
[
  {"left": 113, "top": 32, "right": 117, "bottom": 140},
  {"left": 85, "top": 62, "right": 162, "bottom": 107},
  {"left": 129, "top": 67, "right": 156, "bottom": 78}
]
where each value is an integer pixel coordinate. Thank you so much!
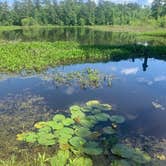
[{"left": 2, "top": 0, "right": 153, "bottom": 5}]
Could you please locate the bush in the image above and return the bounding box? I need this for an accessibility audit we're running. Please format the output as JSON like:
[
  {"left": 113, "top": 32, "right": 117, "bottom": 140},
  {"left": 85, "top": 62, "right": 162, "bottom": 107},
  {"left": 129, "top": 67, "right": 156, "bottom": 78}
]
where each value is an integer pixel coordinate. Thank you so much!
[
  {"left": 21, "top": 17, "right": 38, "bottom": 26},
  {"left": 157, "top": 16, "right": 166, "bottom": 28}
]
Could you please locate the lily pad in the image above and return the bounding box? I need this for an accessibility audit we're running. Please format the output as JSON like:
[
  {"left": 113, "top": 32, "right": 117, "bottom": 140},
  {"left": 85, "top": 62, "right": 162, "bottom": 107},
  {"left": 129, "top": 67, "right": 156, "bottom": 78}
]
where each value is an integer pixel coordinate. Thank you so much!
[
  {"left": 110, "top": 115, "right": 125, "bottom": 124},
  {"left": 69, "top": 136, "right": 86, "bottom": 147},
  {"left": 83, "top": 141, "right": 103, "bottom": 155},
  {"left": 59, "top": 127, "right": 74, "bottom": 135},
  {"left": 47, "top": 121, "right": 64, "bottom": 130},
  {"left": 111, "top": 144, "right": 151, "bottom": 164},
  {"left": 81, "top": 106, "right": 92, "bottom": 112},
  {"left": 38, "top": 137, "right": 55, "bottom": 146},
  {"left": 70, "top": 157, "right": 93, "bottom": 166},
  {"left": 86, "top": 100, "right": 100, "bottom": 106},
  {"left": 62, "top": 118, "right": 74, "bottom": 126},
  {"left": 95, "top": 113, "right": 110, "bottom": 121},
  {"left": 16, "top": 132, "right": 37, "bottom": 142},
  {"left": 103, "top": 126, "right": 116, "bottom": 134},
  {"left": 75, "top": 127, "right": 92, "bottom": 137},
  {"left": 53, "top": 114, "right": 65, "bottom": 122},
  {"left": 24, "top": 132, "right": 37, "bottom": 143},
  {"left": 79, "top": 118, "right": 95, "bottom": 128},
  {"left": 34, "top": 121, "right": 47, "bottom": 128},
  {"left": 71, "top": 111, "right": 85, "bottom": 120},
  {"left": 111, "top": 160, "right": 131, "bottom": 166},
  {"left": 50, "top": 150, "right": 70, "bottom": 166},
  {"left": 69, "top": 105, "right": 82, "bottom": 112},
  {"left": 93, "top": 104, "right": 112, "bottom": 111},
  {"left": 38, "top": 126, "right": 52, "bottom": 133}
]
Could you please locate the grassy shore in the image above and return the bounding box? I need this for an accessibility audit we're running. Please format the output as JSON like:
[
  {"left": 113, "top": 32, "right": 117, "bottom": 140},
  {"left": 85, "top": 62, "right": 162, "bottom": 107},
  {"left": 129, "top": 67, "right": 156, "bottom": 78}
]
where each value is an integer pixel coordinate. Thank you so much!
[{"left": 89, "top": 25, "right": 166, "bottom": 35}]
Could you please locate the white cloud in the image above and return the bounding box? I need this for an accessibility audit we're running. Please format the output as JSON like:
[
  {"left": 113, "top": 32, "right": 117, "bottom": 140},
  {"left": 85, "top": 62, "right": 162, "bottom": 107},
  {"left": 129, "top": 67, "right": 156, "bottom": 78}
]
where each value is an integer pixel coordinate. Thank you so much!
[
  {"left": 65, "top": 87, "right": 75, "bottom": 95},
  {"left": 154, "top": 76, "right": 166, "bottom": 82},
  {"left": 121, "top": 67, "right": 139, "bottom": 75}
]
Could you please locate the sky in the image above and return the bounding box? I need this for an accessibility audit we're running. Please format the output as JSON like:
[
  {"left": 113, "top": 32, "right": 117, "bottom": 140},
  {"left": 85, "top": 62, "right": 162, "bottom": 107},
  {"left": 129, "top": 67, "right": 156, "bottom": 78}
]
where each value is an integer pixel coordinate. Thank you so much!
[
  {"left": 109, "top": 0, "right": 153, "bottom": 5},
  {"left": 1, "top": 0, "right": 153, "bottom": 5}
]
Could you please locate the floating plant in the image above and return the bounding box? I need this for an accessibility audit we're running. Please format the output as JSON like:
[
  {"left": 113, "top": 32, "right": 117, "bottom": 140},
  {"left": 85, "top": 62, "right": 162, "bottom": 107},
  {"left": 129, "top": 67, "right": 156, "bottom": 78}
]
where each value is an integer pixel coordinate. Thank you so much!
[
  {"left": 111, "top": 144, "right": 151, "bottom": 164},
  {"left": 43, "top": 68, "right": 114, "bottom": 89},
  {"left": 16, "top": 100, "right": 151, "bottom": 165}
]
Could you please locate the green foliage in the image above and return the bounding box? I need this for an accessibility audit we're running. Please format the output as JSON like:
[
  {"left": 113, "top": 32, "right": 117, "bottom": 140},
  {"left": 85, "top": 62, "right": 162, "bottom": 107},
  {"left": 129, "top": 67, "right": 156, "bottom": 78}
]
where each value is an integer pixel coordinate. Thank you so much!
[
  {"left": 111, "top": 160, "right": 131, "bottom": 166},
  {"left": 21, "top": 17, "right": 38, "bottom": 26},
  {"left": 50, "top": 150, "right": 70, "bottom": 166},
  {"left": 0, "top": 41, "right": 166, "bottom": 73},
  {"left": 109, "top": 115, "right": 125, "bottom": 124},
  {"left": 111, "top": 144, "right": 151, "bottom": 164},
  {"left": 0, "top": 0, "right": 164, "bottom": 26},
  {"left": 16, "top": 101, "right": 152, "bottom": 166},
  {"left": 69, "top": 157, "right": 93, "bottom": 166}
]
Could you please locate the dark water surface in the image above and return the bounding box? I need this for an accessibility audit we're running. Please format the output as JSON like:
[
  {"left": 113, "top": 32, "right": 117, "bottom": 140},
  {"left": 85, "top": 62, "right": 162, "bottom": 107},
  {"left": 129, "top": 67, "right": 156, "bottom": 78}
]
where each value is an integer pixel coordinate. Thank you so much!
[
  {"left": 0, "top": 27, "right": 166, "bottom": 163},
  {"left": 0, "top": 58, "right": 166, "bottom": 138}
]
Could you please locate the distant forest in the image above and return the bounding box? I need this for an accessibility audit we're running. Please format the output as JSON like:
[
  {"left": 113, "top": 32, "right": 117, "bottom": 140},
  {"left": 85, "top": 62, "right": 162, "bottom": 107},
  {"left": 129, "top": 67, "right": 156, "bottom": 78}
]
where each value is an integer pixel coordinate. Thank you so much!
[{"left": 0, "top": 0, "right": 165, "bottom": 26}]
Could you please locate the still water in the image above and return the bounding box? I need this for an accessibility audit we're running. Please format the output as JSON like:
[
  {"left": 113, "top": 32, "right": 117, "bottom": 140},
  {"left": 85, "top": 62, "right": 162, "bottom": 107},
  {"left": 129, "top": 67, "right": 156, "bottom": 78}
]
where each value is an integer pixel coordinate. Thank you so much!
[{"left": 0, "top": 27, "right": 166, "bottom": 164}]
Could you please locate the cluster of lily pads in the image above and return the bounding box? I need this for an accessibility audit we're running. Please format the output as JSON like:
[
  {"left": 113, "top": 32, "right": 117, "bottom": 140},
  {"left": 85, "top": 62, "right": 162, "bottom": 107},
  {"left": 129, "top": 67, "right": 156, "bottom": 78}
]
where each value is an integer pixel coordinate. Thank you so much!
[
  {"left": 44, "top": 68, "right": 113, "bottom": 88},
  {"left": 17, "top": 100, "right": 151, "bottom": 166}
]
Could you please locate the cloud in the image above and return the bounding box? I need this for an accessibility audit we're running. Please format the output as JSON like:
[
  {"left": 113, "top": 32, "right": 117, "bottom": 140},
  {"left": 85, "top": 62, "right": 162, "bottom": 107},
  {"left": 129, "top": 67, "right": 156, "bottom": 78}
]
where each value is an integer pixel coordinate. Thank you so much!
[
  {"left": 154, "top": 76, "right": 166, "bottom": 82},
  {"left": 65, "top": 87, "right": 75, "bottom": 95},
  {"left": 137, "top": 77, "right": 153, "bottom": 85},
  {"left": 121, "top": 67, "right": 139, "bottom": 75}
]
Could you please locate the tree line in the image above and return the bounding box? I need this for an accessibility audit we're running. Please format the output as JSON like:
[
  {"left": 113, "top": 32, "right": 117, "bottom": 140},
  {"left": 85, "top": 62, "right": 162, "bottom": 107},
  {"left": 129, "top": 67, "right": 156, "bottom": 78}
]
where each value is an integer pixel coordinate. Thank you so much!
[{"left": 0, "top": 0, "right": 165, "bottom": 26}]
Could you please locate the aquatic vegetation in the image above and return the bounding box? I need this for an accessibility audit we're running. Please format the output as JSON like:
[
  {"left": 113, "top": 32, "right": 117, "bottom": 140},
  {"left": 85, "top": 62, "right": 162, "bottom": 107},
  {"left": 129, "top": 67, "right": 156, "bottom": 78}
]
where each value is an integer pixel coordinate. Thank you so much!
[
  {"left": 16, "top": 100, "right": 152, "bottom": 165},
  {"left": 69, "top": 157, "right": 93, "bottom": 166},
  {"left": 0, "top": 41, "right": 165, "bottom": 73},
  {"left": 109, "top": 115, "right": 125, "bottom": 124},
  {"left": 111, "top": 144, "right": 151, "bottom": 164},
  {"left": 45, "top": 68, "right": 113, "bottom": 89},
  {"left": 111, "top": 160, "right": 131, "bottom": 166},
  {"left": 50, "top": 150, "right": 70, "bottom": 166}
]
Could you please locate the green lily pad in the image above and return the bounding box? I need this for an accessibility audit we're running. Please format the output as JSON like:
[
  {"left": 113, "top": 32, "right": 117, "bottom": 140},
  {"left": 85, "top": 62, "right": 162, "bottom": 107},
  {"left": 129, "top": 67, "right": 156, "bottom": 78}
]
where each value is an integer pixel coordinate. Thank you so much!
[
  {"left": 71, "top": 111, "right": 85, "bottom": 119},
  {"left": 111, "top": 160, "right": 131, "bottom": 166},
  {"left": 93, "top": 104, "right": 112, "bottom": 111},
  {"left": 75, "top": 127, "right": 92, "bottom": 137},
  {"left": 62, "top": 118, "right": 74, "bottom": 126},
  {"left": 53, "top": 114, "right": 65, "bottom": 122},
  {"left": 103, "top": 126, "right": 116, "bottom": 134},
  {"left": 58, "top": 136, "right": 70, "bottom": 144},
  {"left": 83, "top": 141, "right": 103, "bottom": 155},
  {"left": 38, "top": 126, "right": 52, "bottom": 133},
  {"left": 34, "top": 121, "right": 47, "bottom": 128},
  {"left": 50, "top": 150, "right": 70, "bottom": 166},
  {"left": 38, "top": 133, "right": 55, "bottom": 140},
  {"left": 95, "top": 113, "right": 110, "bottom": 121},
  {"left": 38, "top": 137, "right": 55, "bottom": 146},
  {"left": 69, "top": 105, "right": 82, "bottom": 112},
  {"left": 132, "top": 148, "right": 151, "bottom": 164},
  {"left": 79, "top": 117, "right": 96, "bottom": 128},
  {"left": 110, "top": 115, "right": 125, "bottom": 124},
  {"left": 60, "top": 127, "right": 74, "bottom": 135},
  {"left": 69, "top": 136, "right": 86, "bottom": 147},
  {"left": 55, "top": 127, "right": 74, "bottom": 141},
  {"left": 81, "top": 106, "right": 92, "bottom": 112},
  {"left": 24, "top": 132, "right": 37, "bottom": 143},
  {"left": 86, "top": 100, "right": 100, "bottom": 106},
  {"left": 47, "top": 121, "right": 64, "bottom": 130},
  {"left": 111, "top": 144, "right": 135, "bottom": 159},
  {"left": 111, "top": 144, "right": 151, "bottom": 164},
  {"left": 70, "top": 157, "right": 93, "bottom": 166}
]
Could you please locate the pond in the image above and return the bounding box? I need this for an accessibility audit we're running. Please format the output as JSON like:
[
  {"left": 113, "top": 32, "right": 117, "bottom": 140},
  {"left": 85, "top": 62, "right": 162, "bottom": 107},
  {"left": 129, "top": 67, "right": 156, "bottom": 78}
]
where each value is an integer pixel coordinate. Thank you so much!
[{"left": 0, "top": 27, "right": 166, "bottom": 165}]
